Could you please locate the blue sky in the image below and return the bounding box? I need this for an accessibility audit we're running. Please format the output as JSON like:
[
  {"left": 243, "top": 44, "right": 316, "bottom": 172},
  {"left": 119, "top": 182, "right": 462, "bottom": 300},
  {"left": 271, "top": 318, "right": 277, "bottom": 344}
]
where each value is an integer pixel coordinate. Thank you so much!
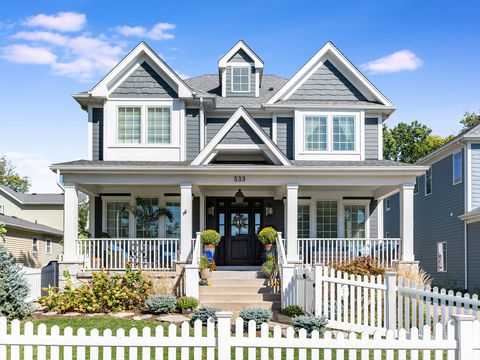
[{"left": 1, "top": 0, "right": 479, "bottom": 192}]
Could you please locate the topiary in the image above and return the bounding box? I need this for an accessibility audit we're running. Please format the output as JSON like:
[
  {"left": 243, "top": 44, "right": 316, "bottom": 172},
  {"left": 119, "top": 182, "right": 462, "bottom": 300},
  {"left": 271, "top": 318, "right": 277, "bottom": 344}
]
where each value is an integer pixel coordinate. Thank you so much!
[
  {"left": 145, "top": 294, "right": 177, "bottom": 314},
  {"left": 176, "top": 296, "right": 199, "bottom": 311},
  {"left": 238, "top": 307, "right": 272, "bottom": 329},
  {"left": 280, "top": 305, "right": 304, "bottom": 317},
  {"left": 190, "top": 306, "right": 219, "bottom": 325},
  {"left": 292, "top": 315, "right": 328, "bottom": 336},
  {"left": 0, "top": 244, "right": 32, "bottom": 320},
  {"left": 200, "top": 230, "right": 221, "bottom": 245},
  {"left": 257, "top": 227, "right": 277, "bottom": 245}
]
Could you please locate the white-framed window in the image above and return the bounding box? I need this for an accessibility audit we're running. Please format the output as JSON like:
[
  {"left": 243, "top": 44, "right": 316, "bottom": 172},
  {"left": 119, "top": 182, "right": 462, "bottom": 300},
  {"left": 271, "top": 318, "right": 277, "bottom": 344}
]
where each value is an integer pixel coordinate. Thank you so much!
[
  {"left": 147, "top": 107, "right": 171, "bottom": 144},
  {"left": 32, "top": 238, "right": 38, "bottom": 255},
  {"left": 231, "top": 67, "right": 250, "bottom": 92},
  {"left": 414, "top": 177, "right": 419, "bottom": 194},
  {"left": 305, "top": 116, "right": 327, "bottom": 151},
  {"left": 135, "top": 198, "right": 160, "bottom": 238},
  {"left": 437, "top": 242, "right": 447, "bottom": 272},
  {"left": 385, "top": 198, "right": 391, "bottom": 211},
  {"left": 453, "top": 151, "right": 463, "bottom": 185},
  {"left": 332, "top": 116, "right": 355, "bottom": 151},
  {"left": 316, "top": 201, "right": 338, "bottom": 238},
  {"left": 45, "top": 238, "right": 52, "bottom": 255},
  {"left": 298, "top": 204, "right": 310, "bottom": 238},
  {"left": 165, "top": 201, "right": 180, "bottom": 238},
  {"left": 105, "top": 200, "right": 130, "bottom": 238},
  {"left": 425, "top": 167, "right": 432, "bottom": 195},
  {"left": 117, "top": 107, "right": 141, "bottom": 144},
  {"left": 0, "top": 204, "right": 4, "bottom": 214},
  {"left": 344, "top": 203, "right": 367, "bottom": 238}
]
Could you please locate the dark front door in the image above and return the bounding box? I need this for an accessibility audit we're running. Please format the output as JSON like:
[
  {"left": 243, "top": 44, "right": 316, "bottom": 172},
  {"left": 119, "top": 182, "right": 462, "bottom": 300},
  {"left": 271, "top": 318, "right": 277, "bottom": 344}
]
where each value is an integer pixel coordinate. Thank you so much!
[{"left": 214, "top": 198, "right": 263, "bottom": 266}]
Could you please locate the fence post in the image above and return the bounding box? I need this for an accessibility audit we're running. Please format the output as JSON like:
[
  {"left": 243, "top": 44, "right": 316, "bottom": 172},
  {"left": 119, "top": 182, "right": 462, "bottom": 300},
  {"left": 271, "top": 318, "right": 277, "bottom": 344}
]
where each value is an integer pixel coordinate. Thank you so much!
[
  {"left": 281, "top": 263, "right": 296, "bottom": 307},
  {"left": 184, "top": 264, "right": 199, "bottom": 299},
  {"left": 385, "top": 272, "right": 397, "bottom": 332},
  {"left": 216, "top": 311, "right": 233, "bottom": 359},
  {"left": 451, "top": 314, "right": 476, "bottom": 360},
  {"left": 314, "top": 264, "right": 323, "bottom": 317}
]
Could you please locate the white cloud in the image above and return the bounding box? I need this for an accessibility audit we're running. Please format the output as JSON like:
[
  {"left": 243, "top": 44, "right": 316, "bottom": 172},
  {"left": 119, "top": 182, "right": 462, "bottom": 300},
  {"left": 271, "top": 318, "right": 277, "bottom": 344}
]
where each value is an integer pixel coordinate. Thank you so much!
[
  {"left": 1, "top": 44, "right": 57, "bottom": 64},
  {"left": 13, "top": 31, "right": 68, "bottom": 45},
  {"left": 24, "top": 12, "right": 86, "bottom": 32},
  {"left": 116, "top": 22, "right": 176, "bottom": 40},
  {"left": 361, "top": 50, "right": 423, "bottom": 74}
]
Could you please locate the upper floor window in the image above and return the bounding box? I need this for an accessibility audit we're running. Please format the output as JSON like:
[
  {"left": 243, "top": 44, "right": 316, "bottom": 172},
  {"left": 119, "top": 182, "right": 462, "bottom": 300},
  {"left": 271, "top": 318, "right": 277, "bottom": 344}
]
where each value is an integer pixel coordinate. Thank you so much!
[
  {"left": 453, "top": 151, "right": 463, "bottom": 185},
  {"left": 305, "top": 116, "right": 327, "bottom": 151},
  {"left": 117, "top": 106, "right": 171, "bottom": 145},
  {"left": 414, "top": 177, "right": 419, "bottom": 194},
  {"left": 118, "top": 107, "right": 141, "bottom": 144},
  {"left": 32, "top": 238, "right": 38, "bottom": 255},
  {"left": 45, "top": 239, "right": 52, "bottom": 255},
  {"left": 303, "top": 114, "right": 357, "bottom": 152},
  {"left": 385, "top": 198, "right": 391, "bottom": 211},
  {"left": 148, "top": 108, "right": 171, "bottom": 144},
  {"left": 333, "top": 116, "right": 355, "bottom": 151},
  {"left": 231, "top": 67, "right": 250, "bottom": 92},
  {"left": 425, "top": 167, "right": 432, "bottom": 195}
]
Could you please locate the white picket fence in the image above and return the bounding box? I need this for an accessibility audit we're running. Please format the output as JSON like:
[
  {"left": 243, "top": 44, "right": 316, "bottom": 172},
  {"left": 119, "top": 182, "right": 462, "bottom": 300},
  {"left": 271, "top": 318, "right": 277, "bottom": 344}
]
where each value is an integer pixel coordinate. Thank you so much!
[
  {"left": 2, "top": 313, "right": 480, "bottom": 359},
  {"left": 21, "top": 267, "right": 42, "bottom": 302},
  {"left": 305, "top": 265, "right": 480, "bottom": 335}
]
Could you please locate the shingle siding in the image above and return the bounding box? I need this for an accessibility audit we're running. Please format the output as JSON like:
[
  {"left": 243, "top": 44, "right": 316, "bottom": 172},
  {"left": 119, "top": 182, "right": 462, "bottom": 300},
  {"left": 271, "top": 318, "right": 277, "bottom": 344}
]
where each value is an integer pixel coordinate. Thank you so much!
[
  {"left": 467, "top": 221, "right": 480, "bottom": 291},
  {"left": 219, "top": 119, "right": 262, "bottom": 145},
  {"left": 225, "top": 66, "right": 256, "bottom": 98},
  {"left": 471, "top": 144, "right": 480, "bottom": 209},
  {"left": 206, "top": 118, "right": 272, "bottom": 144},
  {"left": 365, "top": 118, "right": 379, "bottom": 160},
  {"left": 276, "top": 117, "right": 294, "bottom": 160},
  {"left": 414, "top": 152, "right": 465, "bottom": 287},
  {"left": 228, "top": 49, "right": 254, "bottom": 63},
  {"left": 111, "top": 61, "right": 178, "bottom": 98},
  {"left": 92, "top": 108, "right": 103, "bottom": 161},
  {"left": 186, "top": 109, "right": 200, "bottom": 161}
]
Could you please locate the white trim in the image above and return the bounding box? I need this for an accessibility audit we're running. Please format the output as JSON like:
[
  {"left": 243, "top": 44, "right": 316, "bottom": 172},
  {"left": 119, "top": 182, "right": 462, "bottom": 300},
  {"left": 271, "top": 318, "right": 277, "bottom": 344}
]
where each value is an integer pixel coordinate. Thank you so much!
[
  {"left": 452, "top": 150, "right": 463, "bottom": 185},
  {"left": 191, "top": 107, "right": 290, "bottom": 166},
  {"left": 87, "top": 105, "right": 93, "bottom": 160},
  {"left": 377, "top": 116, "right": 383, "bottom": 160},
  {"left": 377, "top": 200, "right": 384, "bottom": 238},
  {"left": 267, "top": 42, "right": 393, "bottom": 106},
  {"left": 221, "top": 68, "right": 227, "bottom": 98},
  {"left": 199, "top": 103, "right": 205, "bottom": 150},
  {"left": 272, "top": 115, "right": 278, "bottom": 143},
  {"left": 255, "top": 70, "right": 260, "bottom": 97},
  {"left": 218, "top": 40, "right": 264, "bottom": 69},
  {"left": 436, "top": 241, "right": 447, "bottom": 272},
  {"left": 465, "top": 143, "right": 472, "bottom": 212},
  {"left": 45, "top": 238, "right": 52, "bottom": 255},
  {"left": 230, "top": 66, "right": 251, "bottom": 93}
]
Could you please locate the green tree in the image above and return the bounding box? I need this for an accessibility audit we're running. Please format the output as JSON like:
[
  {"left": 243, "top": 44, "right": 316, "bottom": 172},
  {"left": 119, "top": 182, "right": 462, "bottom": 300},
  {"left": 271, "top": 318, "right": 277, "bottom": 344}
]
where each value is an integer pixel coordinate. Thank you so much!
[
  {"left": 0, "top": 156, "right": 30, "bottom": 193},
  {"left": 0, "top": 223, "right": 6, "bottom": 238},
  {"left": 78, "top": 201, "right": 90, "bottom": 237},
  {"left": 460, "top": 111, "right": 480, "bottom": 130},
  {"left": 383, "top": 121, "right": 453, "bottom": 164}
]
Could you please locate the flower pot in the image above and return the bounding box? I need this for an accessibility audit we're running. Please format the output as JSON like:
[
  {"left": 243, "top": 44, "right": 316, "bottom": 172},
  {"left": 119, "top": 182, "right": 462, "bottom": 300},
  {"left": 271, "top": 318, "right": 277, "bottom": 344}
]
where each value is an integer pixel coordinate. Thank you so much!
[
  {"left": 263, "top": 243, "right": 275, "bottom": 258},
  {"left": 200, "top": 268, "right": 212, "bottom": 279},
  {"left": 181, "top": 309, "right": 193, "bottom": 315},
  {"left": 203, "top": 244, "right": 216, "bottom": 262}
]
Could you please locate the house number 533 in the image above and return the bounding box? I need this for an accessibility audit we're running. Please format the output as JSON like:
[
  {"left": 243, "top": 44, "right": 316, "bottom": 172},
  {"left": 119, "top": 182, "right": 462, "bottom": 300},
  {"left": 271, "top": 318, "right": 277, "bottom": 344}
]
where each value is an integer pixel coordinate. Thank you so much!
[{"left": 234, "top": 176, "right": 246, "bottom": 182}]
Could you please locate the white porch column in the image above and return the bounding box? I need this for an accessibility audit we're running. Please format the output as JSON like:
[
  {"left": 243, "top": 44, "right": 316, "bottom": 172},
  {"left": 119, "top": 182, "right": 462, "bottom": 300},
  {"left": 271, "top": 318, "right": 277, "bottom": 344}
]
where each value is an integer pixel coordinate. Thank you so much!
[
  {"left": 180, "top": 183, "right": 193, "bottom": 262},
  {"left": 63, "top": 184, "right": 79, "bottom": 261},
  {"left": 399, "top": 183, "right": 415, "bottom": 262},
  {"left": 286, "top": 183, "right": 299, "bottom": 261}
]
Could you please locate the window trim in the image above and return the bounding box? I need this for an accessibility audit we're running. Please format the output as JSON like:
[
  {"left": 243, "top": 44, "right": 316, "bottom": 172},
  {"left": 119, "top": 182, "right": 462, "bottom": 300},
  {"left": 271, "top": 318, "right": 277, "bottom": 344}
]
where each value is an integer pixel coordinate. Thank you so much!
[
  {"left": 452, "top": 150, "right": 463, "bottom": 185},
  {"left": 385, "top": 198, "right": 391, "bottom": 211},
  {"left": 343, "top": 200, "right": 370, "bottom": 239},
  {"left": 116, "top": 106, "right": 142, "bottom": 145},
  {"left": 230, "top": 66, "right": 251, "bottom": 93},
  {"left": 437, "top": 241, "right": 447, "bottom": 272},
  {"left": 32, "top": 238, "right": 38, "bottom": 255},
  {"left": 425, "top": 167, "right": 433, "bottom": 196},
  {"left": 304, "top": 115, "right": 328, "bottom": 152},
  {"left": 45, "top": 238, "right": 52, "bottom": 255},
  {"left": 146, "top": 106, "right": 172, "bottom": 145},
  {"left": 102, "top": 196, "right": 132, "bottom": 238}
]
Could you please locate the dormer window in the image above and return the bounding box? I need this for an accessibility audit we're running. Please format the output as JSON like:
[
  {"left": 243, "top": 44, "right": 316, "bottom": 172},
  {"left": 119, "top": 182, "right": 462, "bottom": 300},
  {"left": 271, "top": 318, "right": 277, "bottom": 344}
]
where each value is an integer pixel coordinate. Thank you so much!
[{"left": 231, "top": 67, "right": 250, "bottom": 92}]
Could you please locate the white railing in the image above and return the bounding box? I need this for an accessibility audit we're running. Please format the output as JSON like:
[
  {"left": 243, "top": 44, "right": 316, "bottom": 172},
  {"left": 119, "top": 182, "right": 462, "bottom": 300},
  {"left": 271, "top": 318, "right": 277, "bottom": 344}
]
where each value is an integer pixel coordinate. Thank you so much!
[
  {"left": 76, "top": 238, "right": 179, "bottom": 271},
  {"left": 2, "top": 314, "right": 479, "bottom": 359},
  {"left": 298, "top": 238, "right": 400, "bottom": 268}
]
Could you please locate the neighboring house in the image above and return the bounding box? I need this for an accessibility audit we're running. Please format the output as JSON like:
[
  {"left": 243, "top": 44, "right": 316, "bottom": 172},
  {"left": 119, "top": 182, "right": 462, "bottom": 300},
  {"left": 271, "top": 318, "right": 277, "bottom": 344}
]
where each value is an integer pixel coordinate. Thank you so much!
[
  {"left": 0, "top": 185, "right": 64, "bottom": 267},
  {"left": 51, "top": 41, "right": 425, "bottom": 298},
  {"left": 384, "top": 124, "right": 480, "bottom": 291}
]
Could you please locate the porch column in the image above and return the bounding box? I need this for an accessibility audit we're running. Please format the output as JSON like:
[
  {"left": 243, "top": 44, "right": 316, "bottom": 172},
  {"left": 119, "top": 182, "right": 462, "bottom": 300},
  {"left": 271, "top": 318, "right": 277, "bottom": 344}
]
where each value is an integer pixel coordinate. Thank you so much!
[
  {"left": 63, "top": 184, "right": 79, "bottom": 261},
  {"left": 399, "top": 183, "right": 415, "bottom": 262},
  {"left": 180, "top": 183, "right": 193, "bottom": 262},
  {"left": 286, "top": 183, "right": 299, "bottom": 261}
]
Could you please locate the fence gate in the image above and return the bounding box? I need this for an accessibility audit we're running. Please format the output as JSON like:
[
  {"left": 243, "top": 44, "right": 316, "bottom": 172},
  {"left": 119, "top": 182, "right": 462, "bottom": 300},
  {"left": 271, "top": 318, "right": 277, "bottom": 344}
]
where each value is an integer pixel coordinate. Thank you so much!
[{"left": 296, "top": 267, "right": 315, "bottom": 315}]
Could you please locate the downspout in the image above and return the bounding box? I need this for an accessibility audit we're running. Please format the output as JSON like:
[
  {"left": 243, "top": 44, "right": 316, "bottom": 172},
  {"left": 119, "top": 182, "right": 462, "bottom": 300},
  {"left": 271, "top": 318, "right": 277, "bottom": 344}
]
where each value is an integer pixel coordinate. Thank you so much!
[
  {"left": 199, "top": 97, "right": 205, "bottom": 150},
  {"left": 56, "top": 169, "right": 64, "bottom": 191}
]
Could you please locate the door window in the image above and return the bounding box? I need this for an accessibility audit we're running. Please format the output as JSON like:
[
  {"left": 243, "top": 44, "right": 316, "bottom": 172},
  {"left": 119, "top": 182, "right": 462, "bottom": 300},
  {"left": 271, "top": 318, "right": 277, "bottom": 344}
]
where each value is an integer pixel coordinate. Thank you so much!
[
  {"left": 344, "top": 204, "right": 367, "bottom": 238},
  {"left": 231, "top": 213, "right": 249, "bottom": 236}
]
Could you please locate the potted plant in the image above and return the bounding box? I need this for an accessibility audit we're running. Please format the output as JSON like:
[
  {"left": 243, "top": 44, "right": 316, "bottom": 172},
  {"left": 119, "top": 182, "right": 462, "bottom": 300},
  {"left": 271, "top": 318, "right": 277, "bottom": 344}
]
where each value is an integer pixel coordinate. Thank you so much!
[
  {"left": 199, "top": 255, "right": 212, "bottom": 279},
  {"left": 200, "top": 229, "right": 221, "bottom": 262},
  {"left": 258, "top": 227, "right": 277, "bottom": 255}
]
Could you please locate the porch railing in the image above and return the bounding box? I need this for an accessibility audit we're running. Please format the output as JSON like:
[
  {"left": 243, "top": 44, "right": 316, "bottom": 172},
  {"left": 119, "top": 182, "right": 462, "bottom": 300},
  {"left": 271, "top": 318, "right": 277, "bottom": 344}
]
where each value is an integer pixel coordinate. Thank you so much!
[
  {"left": 76, "top": 238, "right": 179, "bottom": 271},
  {"left": 297, "top": 238, "right": 400, "bottom": 268}
]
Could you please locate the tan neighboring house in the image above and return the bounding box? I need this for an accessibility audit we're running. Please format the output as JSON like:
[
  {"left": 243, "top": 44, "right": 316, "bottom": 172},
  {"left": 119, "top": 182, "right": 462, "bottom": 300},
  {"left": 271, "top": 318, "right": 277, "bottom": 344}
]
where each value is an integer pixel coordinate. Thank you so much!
[{"left": 0, "top": 185, "right": 64, "bottom": 268}]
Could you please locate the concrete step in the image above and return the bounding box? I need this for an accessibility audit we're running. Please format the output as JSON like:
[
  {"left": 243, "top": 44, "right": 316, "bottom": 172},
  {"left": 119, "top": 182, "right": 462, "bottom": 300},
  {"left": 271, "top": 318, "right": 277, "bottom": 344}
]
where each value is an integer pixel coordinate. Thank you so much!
[
  {"left": 208, "top": 278, "right": 269, "bottom": 287},
  {"left": 200, "top": 292, "right": 280, "bottom": 302},
  {"left": 200, "top": 300, "right": 281, "bottom": 311},
  {"left": 211, "top": 270, "right": 264, "bottom": 279},
  {"left": 199, "top": 286, "right": 274, "bottom": 294}
]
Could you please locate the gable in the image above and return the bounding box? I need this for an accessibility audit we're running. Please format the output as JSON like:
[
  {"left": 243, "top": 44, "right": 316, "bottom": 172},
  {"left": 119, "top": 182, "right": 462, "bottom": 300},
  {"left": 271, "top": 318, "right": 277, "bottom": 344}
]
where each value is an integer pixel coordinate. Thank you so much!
[
  {"left": 289, "top": 60, "right": 368, "bottom": 101},
  {"left": 220, "top": 119, "right": 262, "bottom": 145},
  {"left": 228, "top": 49, "right": 254, "bottom": 63},
  {"left": 111, "top": 61, "right": 178, "bottom": 98}
]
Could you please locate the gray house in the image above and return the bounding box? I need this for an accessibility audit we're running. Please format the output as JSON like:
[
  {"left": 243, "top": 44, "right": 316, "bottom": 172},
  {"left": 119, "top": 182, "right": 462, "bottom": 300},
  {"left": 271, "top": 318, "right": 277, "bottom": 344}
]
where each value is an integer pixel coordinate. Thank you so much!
[{"left": 384, "top": 123, "right": 480, "bottom": 291}]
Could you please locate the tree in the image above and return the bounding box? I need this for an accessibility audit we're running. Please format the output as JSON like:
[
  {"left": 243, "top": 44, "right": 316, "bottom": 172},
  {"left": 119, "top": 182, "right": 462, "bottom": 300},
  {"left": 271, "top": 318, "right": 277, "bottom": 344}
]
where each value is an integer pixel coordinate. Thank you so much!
[
  {"left": 78, "top": 201, "right": 90, "bottom": 237},
  {"left": 0, "top": 156, "right": 30, "bottom": 193},
  {"left": 0, "top": 244, "right": 32, "bottom": 320},
  {"left": 383, "top": 121, "right": 453, "bottom": 164},
  {"left": 0, "top": 223, "right": 6, "bottom": 238},
  {"left": 460, "top": 111, "right": 480, "bottom": 130}
]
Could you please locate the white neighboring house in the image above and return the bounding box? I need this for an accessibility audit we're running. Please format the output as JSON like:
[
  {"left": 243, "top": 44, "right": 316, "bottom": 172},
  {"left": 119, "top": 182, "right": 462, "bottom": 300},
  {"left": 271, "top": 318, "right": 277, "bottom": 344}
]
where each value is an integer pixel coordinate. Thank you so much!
[{"left": 51, "top": 41, "right": 426, "bottom": 301}]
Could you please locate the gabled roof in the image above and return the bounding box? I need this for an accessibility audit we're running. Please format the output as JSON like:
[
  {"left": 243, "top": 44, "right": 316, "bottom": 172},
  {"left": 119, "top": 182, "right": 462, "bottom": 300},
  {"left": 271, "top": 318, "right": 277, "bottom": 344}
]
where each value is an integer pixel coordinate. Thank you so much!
[
  {"left": 0, "top": 214, "right": 63, "bottom": 236},
  {"left": 267, "top": 42, "right": 394, "bottom": 107},
  {"left": 191, "top": 107, "right": 290, "bottom": 166},
  {"left": 218, "top": 40, "right": 264, "bottom": 69},
  {"left": 80, "top": 42, "right": 194, "bottom": 99},
  {"left": 0, "top": 185, "right": 64, "bottom": 205}
]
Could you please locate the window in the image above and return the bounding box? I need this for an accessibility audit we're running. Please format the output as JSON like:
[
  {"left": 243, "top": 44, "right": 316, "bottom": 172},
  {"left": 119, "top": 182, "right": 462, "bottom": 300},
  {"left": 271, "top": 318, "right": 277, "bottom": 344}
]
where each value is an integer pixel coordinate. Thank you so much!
[
  {"left": 414, "top": 177, "right": 419, "bottom": 194},
  {"left": 32, "top": 238, "right": 38, "bottom": 255},
  {"left": 305, "top": 116, "right": 327, "bottom": 151},
  {"left": 117, "top": 107, "right": 141, "bottom": 144},
  {"left": 106, "top": 201, "right": 130, "bottom": 238},
  {"left": 344, "top": 204, "right": 367, "bottom": 238},
  {"left": 231, "top": 67, "right": 250, "bottom": 92},
  {"left": 165, "top": 202, "right": 180, "bottom": 238},
  {"left": 316, "top": 201, "right": 338, "bottom": 238},
  {"left": 453, "top": 151, "right": 463, "bottom": 185},
  {"left": 45, "top": 239, "right": 52, "bottom": 255},
  {"left": 136, "top": 198, "right": 159, "bottom": 238},
  {"left": 298, "top": 204, "right": 310, "bottom": 238},
  {"left": 333, "top": 116, "right": 355, "bottom": 151},
  {"left": 437, "top": 242, "right": 447, "bottom": 272},
  {"left": 0, "top": 204, "right": 3, "bottom": 214},
  {"left": 148, "top": 108, "right": 171, "bottom": 144},
  {"left": 385, "top": 198, "right": 391, "bottom": 211},
  {"left": 425, "top": 167, "right": 432, "bottom": 195}
]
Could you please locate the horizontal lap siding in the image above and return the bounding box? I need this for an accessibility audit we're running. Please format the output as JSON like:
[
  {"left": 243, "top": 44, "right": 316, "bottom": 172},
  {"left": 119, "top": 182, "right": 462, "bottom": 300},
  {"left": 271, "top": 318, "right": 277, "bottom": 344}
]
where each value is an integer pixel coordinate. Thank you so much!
[
  {"left": 276, "top": 117, "right": 294, "bottom": 159},
  {"left": 471, "top": 144, "right": 480, "bottom": 209},
  {"left": 186, "top": 109, "right": 200, "bottom": 161},
  {"left": 365, "top": 118, "right": 379, "bottom": 160},
  {"left": 467, "top": 222, "right": 480, "bottom": 291},
  {"left": 92, "top": 108, "right": 103, "bottom": 161},
  {"left": 383, "top": 193, "right": 400, "bottom": 238},
  {"left": 414, "top": 153, "right": 465, "bottom": 288}
]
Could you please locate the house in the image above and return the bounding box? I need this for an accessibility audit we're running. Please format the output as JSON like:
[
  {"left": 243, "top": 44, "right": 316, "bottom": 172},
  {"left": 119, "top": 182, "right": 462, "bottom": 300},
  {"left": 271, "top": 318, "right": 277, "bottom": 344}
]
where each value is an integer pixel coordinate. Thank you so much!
[
  {"left": 0, "top": 185, "right": 64, "bottom": 267},
  {"left": 384, "top": 124, "right": 480, "bottom": 291},
  {"left": 50, "top": 40, "right": 426, "bottom": 305}
]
